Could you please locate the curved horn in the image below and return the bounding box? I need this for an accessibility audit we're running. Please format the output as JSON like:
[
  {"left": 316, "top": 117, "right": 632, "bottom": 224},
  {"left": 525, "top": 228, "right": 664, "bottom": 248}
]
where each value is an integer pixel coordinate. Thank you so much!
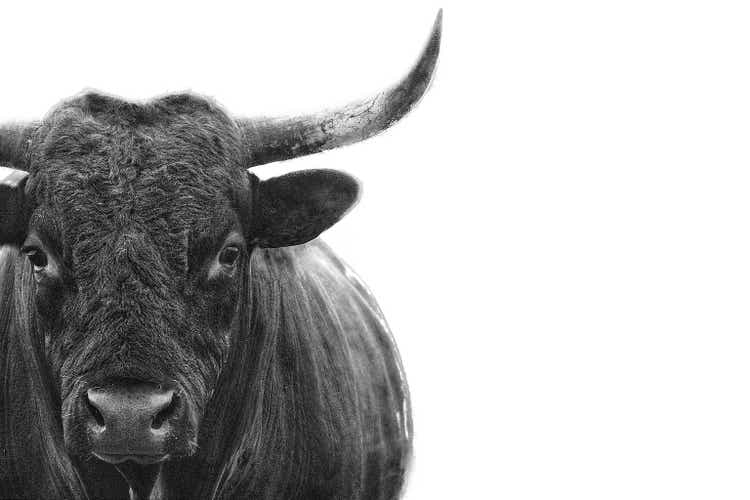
[{"left": 239, "top": 10, "right": 442, "bottom": 167}]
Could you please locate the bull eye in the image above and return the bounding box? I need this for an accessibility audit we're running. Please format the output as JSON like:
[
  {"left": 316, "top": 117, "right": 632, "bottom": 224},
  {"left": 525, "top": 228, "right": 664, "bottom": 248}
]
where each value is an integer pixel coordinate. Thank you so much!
[
  {"left": 22, "top": 247, "right": 48, "bottom": 271},
  {"left": 218, "top": 246, "right": 240, "bottom": 267}
]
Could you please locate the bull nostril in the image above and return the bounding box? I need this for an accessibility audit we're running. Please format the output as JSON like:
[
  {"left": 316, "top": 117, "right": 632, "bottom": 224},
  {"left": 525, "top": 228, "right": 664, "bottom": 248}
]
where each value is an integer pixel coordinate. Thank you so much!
[
  {"left": 85, "top": 393, "right": 105, "bottom": 427},
  {"left": 151, "top": 393, "right": 179, "bottom": 430}
]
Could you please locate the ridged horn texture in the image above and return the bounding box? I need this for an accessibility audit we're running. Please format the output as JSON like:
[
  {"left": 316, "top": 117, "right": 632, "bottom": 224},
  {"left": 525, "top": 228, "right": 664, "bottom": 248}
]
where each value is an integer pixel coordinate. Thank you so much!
[
  {"left": 239, "top": 9, "right": 442, "bottom": 168},
  {"left": 0, "top": 124, "right": 34, "bottom": 170}
]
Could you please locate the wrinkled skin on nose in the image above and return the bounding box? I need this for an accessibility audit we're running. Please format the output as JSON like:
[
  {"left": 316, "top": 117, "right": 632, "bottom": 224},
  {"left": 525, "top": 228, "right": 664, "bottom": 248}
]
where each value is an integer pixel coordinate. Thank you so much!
[{"left": 85, "top": 384, "right": 184, "bottom": 463}]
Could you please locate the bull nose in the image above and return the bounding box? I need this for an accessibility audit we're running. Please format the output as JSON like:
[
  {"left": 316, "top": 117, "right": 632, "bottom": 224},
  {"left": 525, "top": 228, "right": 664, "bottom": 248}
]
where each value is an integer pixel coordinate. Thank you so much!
[{"left": 85, "top": 384, "right": 179, "bottom": 458}]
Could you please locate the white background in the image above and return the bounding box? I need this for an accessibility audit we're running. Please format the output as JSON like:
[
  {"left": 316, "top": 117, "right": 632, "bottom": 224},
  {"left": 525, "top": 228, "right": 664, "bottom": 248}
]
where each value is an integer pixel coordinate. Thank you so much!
[{"left": 3, "top": 1, "right": 750, "bottom": 498}]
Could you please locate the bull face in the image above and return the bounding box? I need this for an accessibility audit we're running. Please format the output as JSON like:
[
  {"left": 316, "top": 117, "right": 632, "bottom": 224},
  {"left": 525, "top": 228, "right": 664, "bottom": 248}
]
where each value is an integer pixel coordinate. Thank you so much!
[
  {"left": 31, "top": 103, "right": 245, "bottom": 464},
  {"left": 12, "top": 94, "right": 360, "bottom": 469}
]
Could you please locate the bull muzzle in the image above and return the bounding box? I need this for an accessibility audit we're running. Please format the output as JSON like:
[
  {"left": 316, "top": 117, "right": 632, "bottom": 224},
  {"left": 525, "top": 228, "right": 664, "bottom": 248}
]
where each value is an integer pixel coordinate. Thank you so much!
[{"left": 71, "top": 381, "right": 197, "bottom": 464}]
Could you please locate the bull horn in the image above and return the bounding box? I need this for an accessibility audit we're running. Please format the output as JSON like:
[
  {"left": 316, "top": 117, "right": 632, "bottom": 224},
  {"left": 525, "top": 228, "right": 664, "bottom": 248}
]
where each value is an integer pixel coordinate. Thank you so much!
[{"left": 239, "top": 9, "right": 442, "bottom": 167}]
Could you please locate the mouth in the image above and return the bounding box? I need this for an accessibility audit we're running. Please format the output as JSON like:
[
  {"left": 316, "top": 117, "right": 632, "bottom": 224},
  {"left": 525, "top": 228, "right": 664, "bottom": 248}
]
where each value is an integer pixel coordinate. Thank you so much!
[
  {"left": 93, "top": 454, "right": 166, "bottom": 500},
  {"left": 93, "top": 452, "right": 170, "bottom": 465}
]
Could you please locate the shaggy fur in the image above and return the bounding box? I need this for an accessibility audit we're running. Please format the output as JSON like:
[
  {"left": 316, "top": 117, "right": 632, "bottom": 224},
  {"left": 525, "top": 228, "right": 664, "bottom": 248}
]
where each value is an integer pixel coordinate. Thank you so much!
[{"left": 0, "top": 92, "right": 411, "bottom": 499}]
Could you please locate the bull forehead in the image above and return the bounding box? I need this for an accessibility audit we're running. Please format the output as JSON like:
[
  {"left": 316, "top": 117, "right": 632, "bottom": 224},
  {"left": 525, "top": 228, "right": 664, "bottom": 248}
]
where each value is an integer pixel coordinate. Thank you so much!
[{"left": 25, "top": 92, "right": 248, "bottom": 275}]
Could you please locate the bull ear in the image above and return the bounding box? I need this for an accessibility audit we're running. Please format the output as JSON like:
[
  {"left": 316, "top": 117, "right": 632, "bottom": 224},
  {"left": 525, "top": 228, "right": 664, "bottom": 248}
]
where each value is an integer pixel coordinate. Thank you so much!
[
  {"left": 248, "top": 169, "right": 360, "bottom": 248},
  {"left": 0, "top": 168, "right": 30, "bottom": 246}
]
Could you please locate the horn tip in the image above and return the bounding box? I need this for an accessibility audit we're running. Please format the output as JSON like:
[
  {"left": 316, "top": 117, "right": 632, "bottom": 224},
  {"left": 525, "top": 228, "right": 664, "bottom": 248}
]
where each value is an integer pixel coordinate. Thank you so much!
[
  {"left": 424, "top": 9, "right": 443, "bottom": 70},
  {"left": 431, "top": 9, "right": 443, "bottom": 45}
]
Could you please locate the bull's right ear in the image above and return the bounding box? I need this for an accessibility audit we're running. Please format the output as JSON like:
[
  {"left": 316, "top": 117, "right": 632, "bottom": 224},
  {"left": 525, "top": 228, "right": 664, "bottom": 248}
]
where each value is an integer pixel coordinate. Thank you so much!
[
  {"left": 243, "top": 169, "right": 360, "bottom": 249},
  {"left": 0, "top": 168, "right": 30, "bottom": 246}
]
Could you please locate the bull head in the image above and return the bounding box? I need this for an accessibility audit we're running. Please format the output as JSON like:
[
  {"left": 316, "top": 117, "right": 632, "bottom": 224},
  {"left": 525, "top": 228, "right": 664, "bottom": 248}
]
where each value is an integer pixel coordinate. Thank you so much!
[{"left": 0, "top": 11, "right": 440, "bottom": 498}]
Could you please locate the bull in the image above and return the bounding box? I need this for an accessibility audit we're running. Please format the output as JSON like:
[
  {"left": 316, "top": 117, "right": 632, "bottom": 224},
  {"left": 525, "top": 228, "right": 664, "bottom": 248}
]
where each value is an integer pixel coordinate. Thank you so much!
[{"left": 0, "top": 11, "right": 441, "bottom": 500}]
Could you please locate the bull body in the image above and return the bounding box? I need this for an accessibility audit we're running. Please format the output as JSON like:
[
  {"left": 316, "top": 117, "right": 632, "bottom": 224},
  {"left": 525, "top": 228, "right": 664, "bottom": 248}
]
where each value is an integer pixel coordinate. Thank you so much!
[{"left": 0, "top": 12, "right": 439, "bottom": 500}]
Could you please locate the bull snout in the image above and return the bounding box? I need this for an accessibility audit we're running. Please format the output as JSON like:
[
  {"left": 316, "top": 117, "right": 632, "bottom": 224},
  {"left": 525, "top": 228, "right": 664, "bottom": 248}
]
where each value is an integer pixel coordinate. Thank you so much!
[{"left": 83, "top": 383, "right": 183, "bottom": 464}]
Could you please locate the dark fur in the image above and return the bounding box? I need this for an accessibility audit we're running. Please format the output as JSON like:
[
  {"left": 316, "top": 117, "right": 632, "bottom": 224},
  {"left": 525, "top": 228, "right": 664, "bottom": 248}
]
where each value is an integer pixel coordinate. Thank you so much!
[{"left": 0, "top": 93, "right": 411, "bottom": 498}]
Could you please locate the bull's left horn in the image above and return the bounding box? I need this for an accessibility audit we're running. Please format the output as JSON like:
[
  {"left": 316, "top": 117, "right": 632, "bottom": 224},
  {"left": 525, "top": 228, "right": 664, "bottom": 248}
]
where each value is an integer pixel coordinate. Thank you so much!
[{"left": 238, "top": 9, "right": 442, "bottom": 167}]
